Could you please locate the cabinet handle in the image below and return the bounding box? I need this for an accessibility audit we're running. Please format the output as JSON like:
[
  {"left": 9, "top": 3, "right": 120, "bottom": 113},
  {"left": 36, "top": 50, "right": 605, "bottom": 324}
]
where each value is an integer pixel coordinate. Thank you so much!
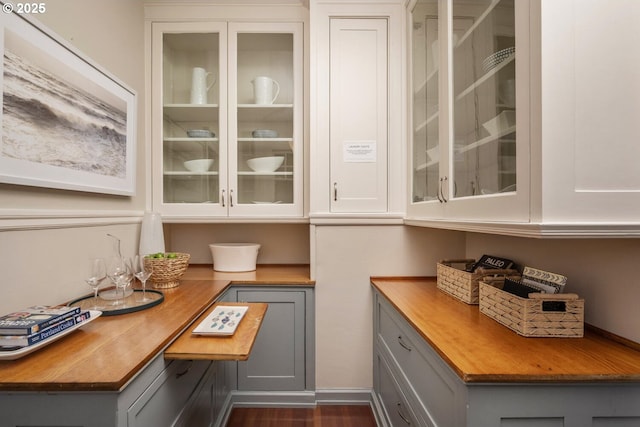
[
  {"left": 397, "top": 402, "right": 411, "bottom": 425},
  {"left": 441, "top": 176, "right": 449, "bottom": 203},
  {"left": 398, "top": 335, "right": 412, "bottom": 352},
  {"left": 230, "top": 189, "right": 234, "bottom": 207},
  {"left": 221, "top": 189, "right": 226, "bottom": 207},
  {"left": 175, "top": 360, "right": 193, "bottom": 379},
  {"left": 437, "top": 178, "right": 444, "bottom": 203},
  {"left": 333, "top": 182, "right": 338, "bottom": 201}
]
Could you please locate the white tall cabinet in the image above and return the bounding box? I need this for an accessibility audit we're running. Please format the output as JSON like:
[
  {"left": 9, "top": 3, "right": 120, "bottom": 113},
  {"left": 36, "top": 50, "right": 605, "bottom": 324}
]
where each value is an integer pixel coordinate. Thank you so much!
[
  {"left": 147, "top": 5, "right": 305, "bottom": 220},
  {"left": 407, "top": 0, "right": 640, "bottom": 237},
  {"left": 310, "top": 0, "right": 406, "bottom": 220}
]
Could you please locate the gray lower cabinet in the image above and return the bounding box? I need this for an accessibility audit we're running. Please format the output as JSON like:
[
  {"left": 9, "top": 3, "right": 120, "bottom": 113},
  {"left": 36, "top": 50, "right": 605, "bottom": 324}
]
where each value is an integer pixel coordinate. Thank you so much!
[
  {"left": 0, "top": 355, "right": 229, "bottom": 427},
  {"left": 372, "top": 290, "right": 640, "bottom": 427},
  {"left": 223, "top": 286, "right": 314, "bottom": 392}
]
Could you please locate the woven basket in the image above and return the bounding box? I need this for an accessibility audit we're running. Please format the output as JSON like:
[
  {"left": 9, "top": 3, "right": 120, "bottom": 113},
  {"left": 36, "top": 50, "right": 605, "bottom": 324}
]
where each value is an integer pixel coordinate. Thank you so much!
[
  {"left": 479, "top": 277, "right": 584, "bottom": 337},
  {"left": 144, "top": 253, "right": 190, "bottom": 289},
  {"left": 436, "top": 259, "right": 520, "bottom": 305}
]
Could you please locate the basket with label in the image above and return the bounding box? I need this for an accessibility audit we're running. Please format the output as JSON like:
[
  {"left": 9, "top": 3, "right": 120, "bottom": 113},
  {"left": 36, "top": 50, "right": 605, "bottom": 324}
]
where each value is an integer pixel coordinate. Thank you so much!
[
  {"left": 436, "top": 257, "right": 520, "bottom": 305},
  {"left": 479, "top": 267, "right": 584, "bottom": 338}
]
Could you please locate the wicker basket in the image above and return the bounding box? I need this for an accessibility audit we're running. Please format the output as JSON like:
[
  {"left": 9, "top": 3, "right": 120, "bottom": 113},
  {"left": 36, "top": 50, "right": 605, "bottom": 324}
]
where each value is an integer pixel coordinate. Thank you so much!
[
  {"left": 144, "top": 253, "right": 190, "bottom": 289},
  {"left": 479, "top": 277, "right": 584, "bottom": 337},
  {"left": 436, "top": 259, "right": 520, "bottom": 304}
]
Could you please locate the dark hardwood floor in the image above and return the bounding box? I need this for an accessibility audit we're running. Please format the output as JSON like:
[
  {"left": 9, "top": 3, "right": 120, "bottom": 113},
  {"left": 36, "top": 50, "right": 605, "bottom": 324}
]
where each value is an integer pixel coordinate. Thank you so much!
[{"left": 225, "top": 405, "right": 378, "bottom": 427}]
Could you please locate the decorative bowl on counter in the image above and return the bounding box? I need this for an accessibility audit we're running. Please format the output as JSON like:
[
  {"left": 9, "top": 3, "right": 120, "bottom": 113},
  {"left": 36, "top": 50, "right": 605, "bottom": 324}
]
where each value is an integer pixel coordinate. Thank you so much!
[
  {"left": 184, "top": 159, "right": 214, "bottom": 172},
  {"left": 187, "top": 129, "right": 215, "bottom": 138},
  {"left": 246, "top": 156, "right": 284, "bottom": 172},
  {"left": 144, "top": 252, "right": 190, "bottom": 288},
  {"left": 209, "top": 243, "right": 260, "bottom": 272}
]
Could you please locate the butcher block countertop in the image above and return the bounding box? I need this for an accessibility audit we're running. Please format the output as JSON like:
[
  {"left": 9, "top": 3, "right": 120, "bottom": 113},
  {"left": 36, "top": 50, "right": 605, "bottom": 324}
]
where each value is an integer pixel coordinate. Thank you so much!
[
  {"left": 371, "top": 277, "right": 640, "bottom": 383},
  {"left": 0, "top": 265, "right": 312, "bottom": 392}
]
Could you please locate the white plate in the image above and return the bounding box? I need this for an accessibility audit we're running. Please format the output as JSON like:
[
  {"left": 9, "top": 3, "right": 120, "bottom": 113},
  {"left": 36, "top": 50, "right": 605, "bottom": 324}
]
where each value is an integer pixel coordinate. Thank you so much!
[{"left": 0, "top": 310, "right": 102, "bottom": 360}]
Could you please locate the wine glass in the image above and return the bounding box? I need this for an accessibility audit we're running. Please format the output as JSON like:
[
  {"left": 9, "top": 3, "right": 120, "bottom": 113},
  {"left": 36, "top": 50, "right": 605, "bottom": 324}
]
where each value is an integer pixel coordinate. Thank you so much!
[
  {"left": 131, "top": 255, "right": 153, "bottom": 302},
  {"left": 107, "top": 256, "right": 129, "bottom": 306},
  {"left": 85, "top": 258, "right": 106, "bottom": 310}
]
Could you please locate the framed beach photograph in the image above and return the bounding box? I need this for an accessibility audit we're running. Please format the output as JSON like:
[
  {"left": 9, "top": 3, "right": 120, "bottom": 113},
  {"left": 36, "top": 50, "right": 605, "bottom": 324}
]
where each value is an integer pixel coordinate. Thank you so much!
[{"left": 0, "top": 8, "right": 136, "bottom": 195}]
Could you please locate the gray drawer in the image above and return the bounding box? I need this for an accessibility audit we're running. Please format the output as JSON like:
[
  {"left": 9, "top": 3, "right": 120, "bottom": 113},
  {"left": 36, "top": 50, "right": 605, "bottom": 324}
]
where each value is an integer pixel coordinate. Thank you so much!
[
  {"left": 375, "top": 351, "right": 420, "bottom": 427},
  {"left": 376, "top": 296, "right": 459, "bottom": 427}
]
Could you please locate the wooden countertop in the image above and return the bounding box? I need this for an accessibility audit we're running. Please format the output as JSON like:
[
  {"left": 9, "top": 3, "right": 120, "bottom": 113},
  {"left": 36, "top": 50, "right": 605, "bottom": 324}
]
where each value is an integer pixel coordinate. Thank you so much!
[
  {"left": 0, "top": 264, "right": 312, "bottom": 392},
  {"left": 165, "top": 302, "right": 268, "bottom": 361},
  {"left": 182, "top": 264, "right": 314, "bottom": 285},
  {"left": 371, "top": 277, "right": 640, "bottom": 383}
]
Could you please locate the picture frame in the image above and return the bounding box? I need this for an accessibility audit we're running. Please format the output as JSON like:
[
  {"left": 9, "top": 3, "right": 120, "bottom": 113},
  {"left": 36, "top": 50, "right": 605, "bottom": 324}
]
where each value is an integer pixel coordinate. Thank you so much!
[{"left": 0, "top": 7, "right": 136, "bottom": 196}]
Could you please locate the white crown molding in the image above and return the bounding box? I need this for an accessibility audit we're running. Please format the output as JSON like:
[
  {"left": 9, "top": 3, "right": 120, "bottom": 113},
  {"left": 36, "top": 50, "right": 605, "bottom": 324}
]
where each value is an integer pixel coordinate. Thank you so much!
[{"left": 0, "top": 209, "right": 144, "bottom": 231}]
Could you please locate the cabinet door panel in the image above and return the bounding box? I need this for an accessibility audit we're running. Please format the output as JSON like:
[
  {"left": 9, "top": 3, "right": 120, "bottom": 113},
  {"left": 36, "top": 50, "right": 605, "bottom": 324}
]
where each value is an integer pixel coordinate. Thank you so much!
[
  {"left": 236, "top": 289, "right": 306, "bottom": 390},
  {"left": 329, "top": 18, "right": 388, "bottom": 213}
]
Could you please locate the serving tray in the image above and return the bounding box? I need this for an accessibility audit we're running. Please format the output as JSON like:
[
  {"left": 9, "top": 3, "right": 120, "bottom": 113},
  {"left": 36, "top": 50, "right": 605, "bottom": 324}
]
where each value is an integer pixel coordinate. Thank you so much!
[{"left": 68, "top": 290, "right": 164, "bottom": 316}]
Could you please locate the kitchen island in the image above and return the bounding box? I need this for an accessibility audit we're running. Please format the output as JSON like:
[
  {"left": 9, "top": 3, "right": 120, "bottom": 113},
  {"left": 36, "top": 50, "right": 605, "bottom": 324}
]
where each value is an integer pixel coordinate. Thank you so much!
[
  {"left": 371, "top": 277, "right": 640, "bottom": 427},
  {"left": 0, "top": 264, "right": 313, "bottom": 427}
]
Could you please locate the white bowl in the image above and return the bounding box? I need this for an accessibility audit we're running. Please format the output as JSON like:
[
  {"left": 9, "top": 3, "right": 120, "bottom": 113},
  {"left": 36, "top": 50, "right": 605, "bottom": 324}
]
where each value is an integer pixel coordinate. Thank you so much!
[
  {"left": 482, "top": 111, "right": 516, "bottom": 136},
  {"left": 184, "top": 159, "right": 214, "bottom": 172},
  {"left": 209, "top": 243, "right": 261, "bottom": 272},
  {"left": 246, "top": 156, "right": 284, "bottom": 172}
]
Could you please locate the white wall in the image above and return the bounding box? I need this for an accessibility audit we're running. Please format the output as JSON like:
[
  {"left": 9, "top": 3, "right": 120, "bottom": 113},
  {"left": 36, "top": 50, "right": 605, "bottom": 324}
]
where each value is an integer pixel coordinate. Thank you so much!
[
  {"left": 313, "top": 225, "right": 465, "bottom": 389},
  {"left": 0, "top": 0, "right": 146, "bottom": 315}
]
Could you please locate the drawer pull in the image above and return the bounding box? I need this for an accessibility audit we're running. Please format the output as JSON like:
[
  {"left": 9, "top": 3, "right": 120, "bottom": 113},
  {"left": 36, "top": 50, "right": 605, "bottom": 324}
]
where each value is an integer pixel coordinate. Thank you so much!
[
  {"left": 397, "top": 402, "right": 411, "bottom": 425},
  {"left": 398, "top": 335, "right": 412, "bottom": 352},
  {"left": 175, "top": 360, "right": 193, "bottom": 379}
]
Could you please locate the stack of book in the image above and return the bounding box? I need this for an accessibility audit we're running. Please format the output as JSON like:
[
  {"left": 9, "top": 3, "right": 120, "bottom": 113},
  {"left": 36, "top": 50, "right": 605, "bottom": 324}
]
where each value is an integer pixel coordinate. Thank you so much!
[{"left": 0, "top": 305, "right": 92, "bottom": 350}]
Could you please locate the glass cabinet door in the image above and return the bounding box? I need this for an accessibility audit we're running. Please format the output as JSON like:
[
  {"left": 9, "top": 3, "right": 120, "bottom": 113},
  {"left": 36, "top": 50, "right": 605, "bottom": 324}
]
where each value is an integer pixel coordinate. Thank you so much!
[
  {"left": 152, "top": 22, "right": 227, "bottom": 215},
  {"left": 411, "top": 0, "right": 440, "bottom": 204},
  {"left": 228, "top": 22, "right": 303, "bottom": 216},
  {"left": 452, "top": 0, "right": 516, "bottom": 198},
  {"left": 409, "top": 0, "right": 526, "bottom": 221}
]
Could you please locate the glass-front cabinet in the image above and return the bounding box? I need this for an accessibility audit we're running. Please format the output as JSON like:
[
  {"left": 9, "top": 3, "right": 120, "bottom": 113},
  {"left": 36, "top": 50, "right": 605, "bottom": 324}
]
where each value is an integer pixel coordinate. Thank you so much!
[
  {"left": 151, "top": 22, "right": 303, "bottom": 218},
  {"left": 408, "top": 0, "right": 529, "bottom": 222}
]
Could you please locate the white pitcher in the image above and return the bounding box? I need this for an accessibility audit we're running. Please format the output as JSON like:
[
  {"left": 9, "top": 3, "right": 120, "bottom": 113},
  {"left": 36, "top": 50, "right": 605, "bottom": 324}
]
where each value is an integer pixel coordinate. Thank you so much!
[
  {"left": 252, "top": 76, "right": 280, "bottom": 105},
  {"left": 190, "top": 67, "right": 216, "bottom": 104}
]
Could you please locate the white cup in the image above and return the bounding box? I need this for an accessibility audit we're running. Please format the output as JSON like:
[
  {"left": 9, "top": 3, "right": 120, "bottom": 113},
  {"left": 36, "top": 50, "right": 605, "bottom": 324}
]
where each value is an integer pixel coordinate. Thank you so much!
[
  {"left": 190, "top": 67, "right": 216, "bottom": 104},
  {"left": 252, "top": 76, "right": 280, "bottom": 105}
]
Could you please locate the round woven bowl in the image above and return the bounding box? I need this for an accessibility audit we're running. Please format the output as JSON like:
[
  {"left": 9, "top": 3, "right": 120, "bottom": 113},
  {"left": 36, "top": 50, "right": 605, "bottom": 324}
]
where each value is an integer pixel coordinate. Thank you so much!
[{"left": 144, "top": 253, "right": 190, "bottom": 289}]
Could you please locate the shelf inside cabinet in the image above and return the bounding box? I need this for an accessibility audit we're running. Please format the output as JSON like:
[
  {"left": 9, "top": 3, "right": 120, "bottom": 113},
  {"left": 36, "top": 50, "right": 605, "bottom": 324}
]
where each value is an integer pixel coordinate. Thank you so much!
[
  {"left": 237, "top": 104, "right": 294, "bottom": 122},
  {"left": 164, "top": 171, "right": 219, "bottom": 176},
  {"left": 237, "top": 171, "right": 293, "bottom": 177},
  {"left": 454, "top": 53, "right": 515, "bottom": 102},
  {"left": 164, "top": 104, "right": 219, "bottom": 122},
  {"left": 456, "top": 125, "right": 516, "bottom": 154},
  {"left": 456, "top": 0, "right": 502, "bottom": 47}
]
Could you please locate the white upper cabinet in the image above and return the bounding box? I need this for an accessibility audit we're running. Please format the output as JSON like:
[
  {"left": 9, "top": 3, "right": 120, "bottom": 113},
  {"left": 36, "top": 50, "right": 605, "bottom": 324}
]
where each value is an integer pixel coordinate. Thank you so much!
[
  {"left": 407, "top": 0, "right": 640, "bottom": 237},
  {"left": 149, "top": 13, "right": 304, "bottom": 220},
  {"left": 407, "top": 0, "right": 529, "bottom": 223}
]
